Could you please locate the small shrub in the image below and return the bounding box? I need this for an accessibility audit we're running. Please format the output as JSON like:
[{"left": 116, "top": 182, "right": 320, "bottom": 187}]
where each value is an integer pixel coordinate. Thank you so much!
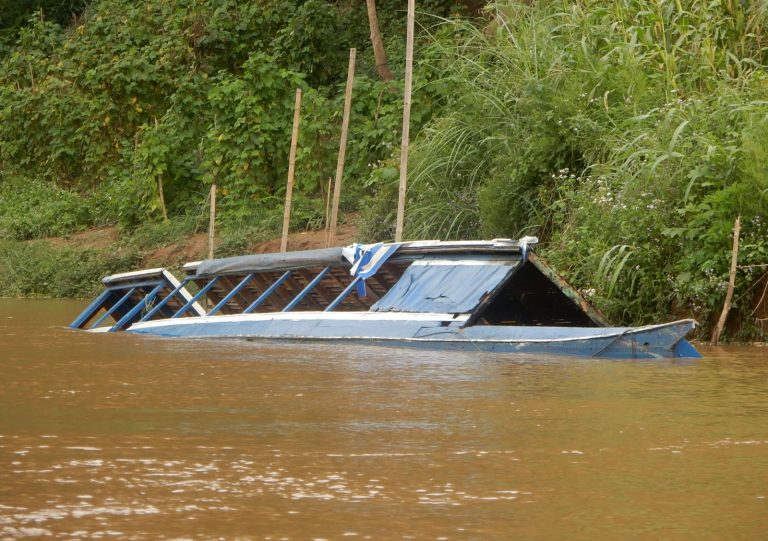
[
  {"left": 0, "top": 178, "right": 94, "bottom": 240},
  {"left": 125, "top": 215, "right": 199, "bottom": 252},
  {"left": 0, "top": 240, "right": 140, "bottom": 298}
]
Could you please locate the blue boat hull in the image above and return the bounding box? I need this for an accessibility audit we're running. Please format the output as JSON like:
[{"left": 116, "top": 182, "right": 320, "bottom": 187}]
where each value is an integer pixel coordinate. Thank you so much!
[{"left": 125, "top": 313, "right": 700, "bottom": 359}]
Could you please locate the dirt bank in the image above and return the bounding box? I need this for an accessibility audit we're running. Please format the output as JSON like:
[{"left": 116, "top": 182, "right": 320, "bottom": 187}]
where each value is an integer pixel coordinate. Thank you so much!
[{"left": 44, "top": 219, "right": 361, "bottom": 269}]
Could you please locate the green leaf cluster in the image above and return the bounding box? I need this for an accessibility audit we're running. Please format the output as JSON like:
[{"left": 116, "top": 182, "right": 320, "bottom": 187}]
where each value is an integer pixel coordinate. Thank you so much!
[{"left": 0, "top": 0, "right": 430, "bottom": 239}]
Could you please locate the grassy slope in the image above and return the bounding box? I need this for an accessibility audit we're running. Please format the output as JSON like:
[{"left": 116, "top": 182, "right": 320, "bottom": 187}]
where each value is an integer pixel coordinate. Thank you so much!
[{"left": 0, "top": 216, "right": 362, "bottom": 299}]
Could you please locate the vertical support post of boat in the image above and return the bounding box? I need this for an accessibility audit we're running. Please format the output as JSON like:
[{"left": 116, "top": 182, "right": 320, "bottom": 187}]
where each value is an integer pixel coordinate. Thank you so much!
[
  {"left": 283, "top": 267, "right": 331, "bottom": 312},
  {"left": 281, "top": 88, "right": 303, "bottom": 253},
  {"left": 243, "top": 271, "right": 292, "bottom": 314},
  {"left": 395, "top": 0, "right": 415, "bottom": 243},
  {"left": 89, "top": 287, "right": 137, "bottom": 329},
  {"left": 109, "top": 283, "right": 165, "bottom": 332},
  {"left": 208, "top": 184, "right": 217, "bottom": 260},
  {"left": 139, "top": 278, "right": 192, "bottom": 322},
  {"left": 69, "top": 288, "right": 115, "bottom": 329},
  {"left": 324, "top": 276, "right": 362, "bottom": 312},
  {"left": 207, "top": 273, "right": 256, "bottom": 316},
  {"left": 328, "top": 48, "right": 356, "bottom": 248},
  {"left": 171, "top": 276, "right": 221, "bottom": 319}
]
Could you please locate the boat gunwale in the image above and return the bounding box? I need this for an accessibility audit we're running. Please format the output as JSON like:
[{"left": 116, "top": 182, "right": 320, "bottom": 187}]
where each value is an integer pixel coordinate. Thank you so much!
[{"left": 126, "top": 311, "right": 696, "bottom": 345}]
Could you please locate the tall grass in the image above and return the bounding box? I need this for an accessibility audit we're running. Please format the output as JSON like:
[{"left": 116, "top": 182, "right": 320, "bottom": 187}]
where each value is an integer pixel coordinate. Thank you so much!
[{"left": 372, "top": 0, "right": 768, "bottom": 338}]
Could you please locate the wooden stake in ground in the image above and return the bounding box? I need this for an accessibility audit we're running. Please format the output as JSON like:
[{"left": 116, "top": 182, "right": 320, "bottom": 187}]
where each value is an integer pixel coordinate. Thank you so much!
[
  {"left": 328, "top": 48, "right": 356, "bottom": 247},
  {"left": 280, "top": 88, "right": 303, "bottom": 253},
  {"left": 157, "top": 175, "right": 168, "bottom": 221},
  {"left": 208, "top": 183, "right": 217, "bottom": 260},
  {"left": 154, "top": 118, "right": 168, "bottom": 221},
  {"left": 711, "top": 215, "right": 741, "bottom": 345},
  {"left": 324, "top": 177, "right": 332, "bottom": 242},
  {"left": 395, "top": 0, "right": 415, "bottom": 243}
]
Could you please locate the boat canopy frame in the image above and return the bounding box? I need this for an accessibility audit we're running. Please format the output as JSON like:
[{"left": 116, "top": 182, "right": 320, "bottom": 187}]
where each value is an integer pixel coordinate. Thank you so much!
[
  {"left": 70, "top": 241, "right": 611, "bottom": 332},
  {"left": 69, "top": 269, "right": 205, "bottom": 332}
]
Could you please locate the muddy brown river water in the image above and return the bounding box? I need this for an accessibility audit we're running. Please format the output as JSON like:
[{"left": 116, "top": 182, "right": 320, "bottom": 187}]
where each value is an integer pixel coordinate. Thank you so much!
[{"left": 1, "top": 299, "right": 767, "bottom": 540}]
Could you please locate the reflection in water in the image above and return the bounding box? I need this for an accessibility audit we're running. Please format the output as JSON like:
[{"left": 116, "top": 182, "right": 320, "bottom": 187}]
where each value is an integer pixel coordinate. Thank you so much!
[{"left": 0, "top": 298, "right": 767, "bottom": 539}]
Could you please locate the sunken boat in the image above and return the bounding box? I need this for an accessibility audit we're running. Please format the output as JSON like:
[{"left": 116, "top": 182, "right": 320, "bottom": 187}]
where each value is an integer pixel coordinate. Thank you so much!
[{"left": 69, "top": 238, "right": 700, "bottom": 359}]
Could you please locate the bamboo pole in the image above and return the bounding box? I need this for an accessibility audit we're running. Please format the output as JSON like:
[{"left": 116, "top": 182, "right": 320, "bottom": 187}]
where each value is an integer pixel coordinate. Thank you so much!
[
  {"left": 208, "top": 184, "right": 217, "bottom": 260},
  {"left": 280, "top": 88, "right": 303, "bottom": 253},
  {"left": 328, "top": 48, "right": 356, "bottom": 247},
  {"left": 157, "top": 176, "right": 168, "bottom": 221},
  {"left": 395, "top": 0, "right": 415, "bottom": 243},
  {"left": 154, "top": 118, "right": 168, "bottom": 221},
  {"left": 711, "top": 215, "right": 741, "bottom": 345},
  {"left": 324, "top": 177, "right": 333, "bottom": 245}
]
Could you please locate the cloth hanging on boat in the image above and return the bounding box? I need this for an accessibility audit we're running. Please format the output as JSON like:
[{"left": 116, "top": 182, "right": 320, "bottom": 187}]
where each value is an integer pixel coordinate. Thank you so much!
[{"left": 343, "top": 242, "right": 401, "bottom": 297}]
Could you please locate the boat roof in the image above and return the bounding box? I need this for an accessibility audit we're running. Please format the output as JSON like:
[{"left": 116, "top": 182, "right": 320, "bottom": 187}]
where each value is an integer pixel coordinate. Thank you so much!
[
  {"left": 185, "top": 238, "right": 535, "bottom": 277},
  {"left": 191, "top": 247, "right": 346, "bottom": 277},
  {"left": 74, "top": 236, "right": 612, "bottom": 331}
]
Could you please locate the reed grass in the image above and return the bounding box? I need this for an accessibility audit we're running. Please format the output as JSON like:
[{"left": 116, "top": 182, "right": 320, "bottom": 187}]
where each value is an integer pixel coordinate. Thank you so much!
[{"left": 382, "top": 0, "right": 768, "bottom": 338}]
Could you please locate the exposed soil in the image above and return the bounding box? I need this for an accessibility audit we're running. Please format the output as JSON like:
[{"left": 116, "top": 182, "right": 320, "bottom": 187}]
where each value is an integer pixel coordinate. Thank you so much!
[
  {"left": 144, "top": 234, "right": 210, "bottom": 267},
  {"left": 249, "top": 220, "right": 359, "bottom": 254},
  {"left": 47, "top": 226, "right": 120, "bottom": 250},
  {"left": 43, "top": 218, "right": 361, "bottom": 269},
  {"left": 142, "top": 218, "right": 360, "bottom": 267}
]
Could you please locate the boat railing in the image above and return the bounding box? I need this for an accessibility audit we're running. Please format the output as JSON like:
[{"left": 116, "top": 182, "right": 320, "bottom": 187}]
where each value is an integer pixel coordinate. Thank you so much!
[
  {"left": 69, "top": 269, "right": 205, "bottom": 332},
  {"left": 69, "top": 260, "right": 409, "bottom": 332}
]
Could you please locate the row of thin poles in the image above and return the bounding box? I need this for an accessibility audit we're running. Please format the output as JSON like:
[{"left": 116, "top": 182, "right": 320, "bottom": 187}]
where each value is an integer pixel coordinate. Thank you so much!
[
  {"left": 209, "top": 0, "right": 415, "bottom": 257},
  {"left": 277, "top": 45, "right": 354, "bottom": 253}
]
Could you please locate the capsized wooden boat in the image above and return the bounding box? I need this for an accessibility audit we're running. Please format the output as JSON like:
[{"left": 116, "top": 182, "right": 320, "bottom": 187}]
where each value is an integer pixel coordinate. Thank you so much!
[{"left": 69, "top": 238, "right": 701, "bottom": 359}]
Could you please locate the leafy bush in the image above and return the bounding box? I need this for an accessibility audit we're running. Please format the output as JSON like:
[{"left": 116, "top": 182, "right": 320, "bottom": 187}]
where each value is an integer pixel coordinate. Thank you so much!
[
  {"left": 0, "top": 0, "right": 422, "bottom": 232},
  {"left": 0, "top": 177, "right": 94, "bottom": 239},
  {"left": 0, "top": 0, "right": 87, "bottom": 54},
  {"left": 124, "top": 215, "right": 199, "bottom": 252},
  {"left": 0, "top": 240, "right": 139, "bottom": 297}
]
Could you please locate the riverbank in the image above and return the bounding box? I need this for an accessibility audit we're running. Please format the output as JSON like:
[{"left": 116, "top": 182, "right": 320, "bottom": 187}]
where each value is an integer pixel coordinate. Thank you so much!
[
  {"left": 1, "top": 222, "right": 765, "bottom": 345},
  {"left": 2, "top": 1, "right": 766, "bottom": 343},
  {"left": 0, "top": 218, "right": 360, "bottom": 299}
]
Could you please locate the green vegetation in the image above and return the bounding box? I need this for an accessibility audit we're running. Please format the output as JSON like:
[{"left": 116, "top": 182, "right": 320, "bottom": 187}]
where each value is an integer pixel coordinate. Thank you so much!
[
  {"left": 0, "top": 1, "right": 396, "bottom": 231},
  {"left": 362, "top": 0, "right": 767, "bottom": 340},
  {"left": 0, "top": 0, "right": 765, "bottom": 340},
  {"left": 0, "top": 240, "right": 139, "bottom": 297},
  {"left": 0, "top": 0, "right": 87, "bottom": 54},
  {"left": 0, "top": 0, "right": 465, "bottom": 295},
  {"left": 0, "top": 0, "right": 469, "bottom": 237}
]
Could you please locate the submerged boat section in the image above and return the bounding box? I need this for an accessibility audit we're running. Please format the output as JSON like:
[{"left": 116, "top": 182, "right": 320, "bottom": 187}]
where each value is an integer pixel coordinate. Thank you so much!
[
  {"left": 69, "top": 268, "right": 204, "bottom": 332},
  {"left": 70, "top": 239, "right": 701, "bottom": 359}
]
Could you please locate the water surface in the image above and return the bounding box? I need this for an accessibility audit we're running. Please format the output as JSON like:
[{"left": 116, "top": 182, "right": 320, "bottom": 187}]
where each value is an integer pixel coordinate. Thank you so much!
[{"left": 1, "top": 299, "right": 767, "bottom": 540}]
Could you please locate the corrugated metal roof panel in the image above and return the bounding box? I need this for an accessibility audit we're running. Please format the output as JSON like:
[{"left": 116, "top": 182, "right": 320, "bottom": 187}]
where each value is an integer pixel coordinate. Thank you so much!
[{"left": 371, "top": 258, "right": 521, "bottom": 314}]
